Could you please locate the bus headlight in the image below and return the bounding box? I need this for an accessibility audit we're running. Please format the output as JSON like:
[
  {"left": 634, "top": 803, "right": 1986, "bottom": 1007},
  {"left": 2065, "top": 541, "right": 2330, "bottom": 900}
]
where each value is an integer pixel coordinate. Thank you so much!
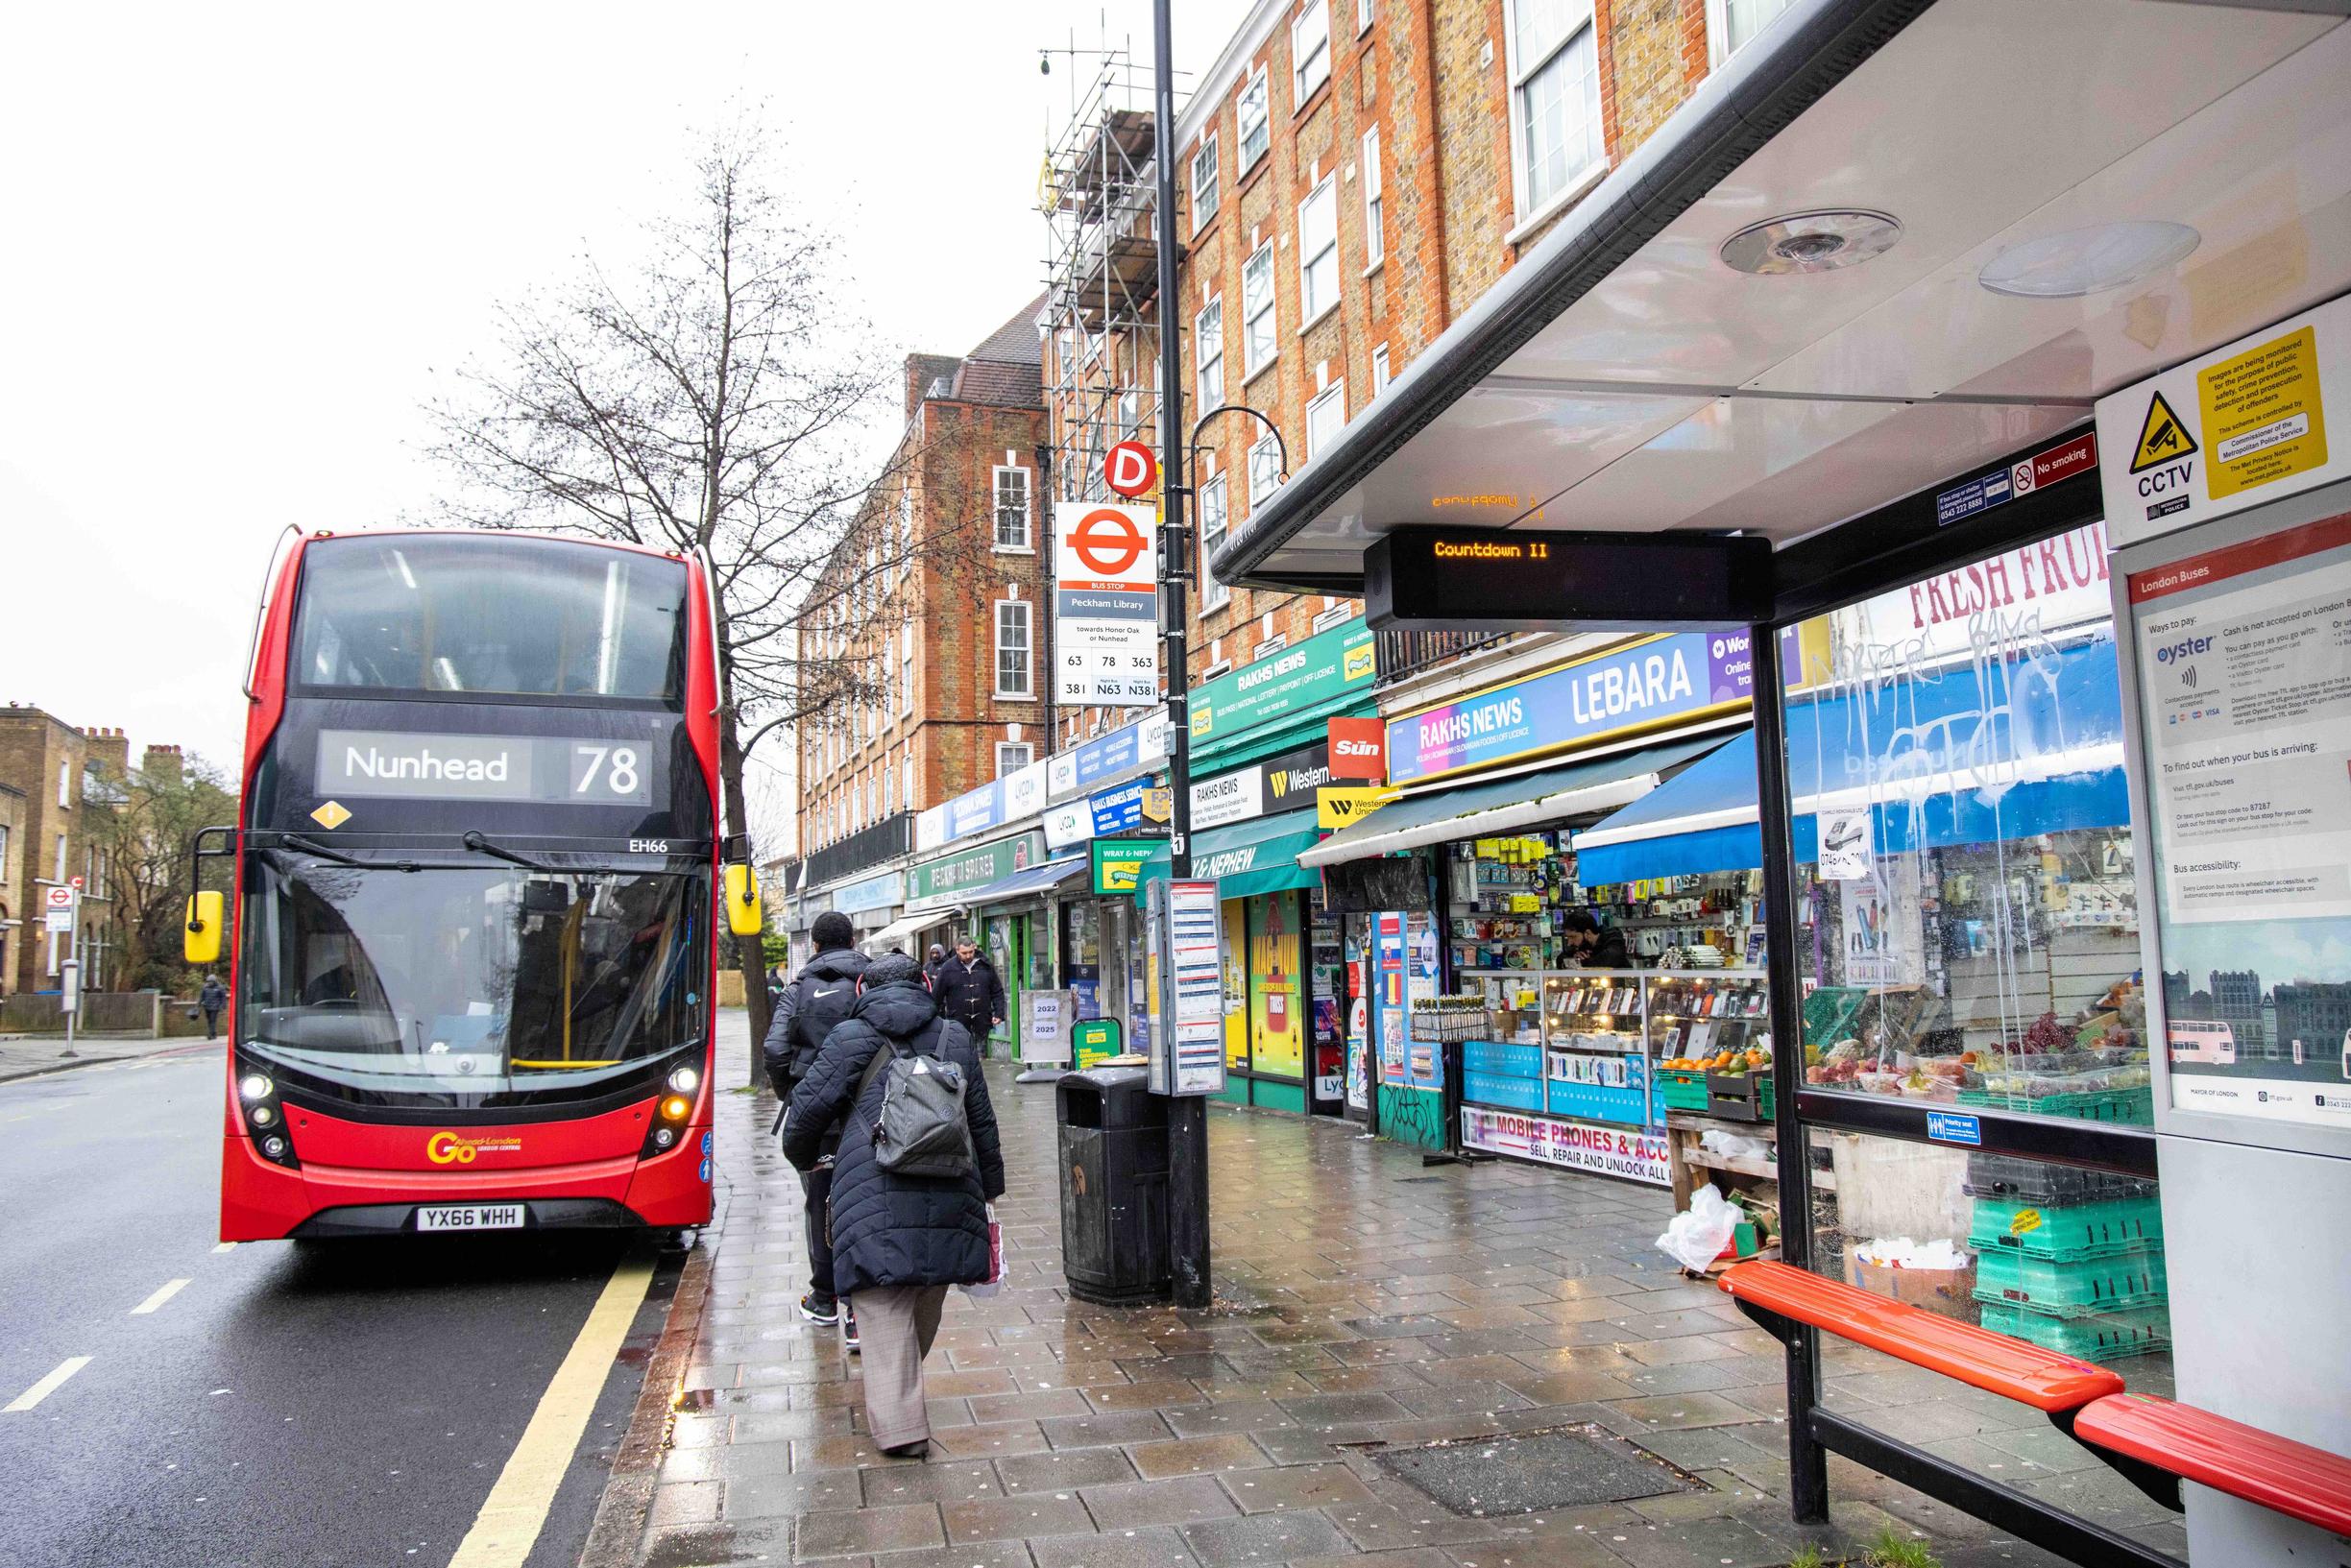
[
  {"left": 261, "top": 1135, "right": 288, "bottom": 1160},
  {"left": 652, "top": 1126, "right": 677, "bottom": 1149},
  {"left": 240, "top": 1073, "right": 274, "bottom": 1101},
  {"left": 661, "top": 1096, "right": 691, "bottom": 1122},
  {"left": 250, "top": 1103, "right": 276, "bottom": 1127},
  {"left": 667, "top": 1066, "right": 700, "bottom": 1094}
]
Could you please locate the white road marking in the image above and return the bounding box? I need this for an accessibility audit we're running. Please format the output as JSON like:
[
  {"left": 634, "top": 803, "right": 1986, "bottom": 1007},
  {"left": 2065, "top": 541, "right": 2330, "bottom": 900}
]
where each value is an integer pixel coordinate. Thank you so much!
[
  {"left": 6, "top": 1357, "right": 92, "bottom": 1412},
  {"left": 446, "top": 1254, "right": 654, "bottom": 1568},
  {"left": 132, "top": 1279, "right": 193, "bottom": 1315},
  {"left": 212, "top": 1242, "right": 237, "bottom": 1254}
]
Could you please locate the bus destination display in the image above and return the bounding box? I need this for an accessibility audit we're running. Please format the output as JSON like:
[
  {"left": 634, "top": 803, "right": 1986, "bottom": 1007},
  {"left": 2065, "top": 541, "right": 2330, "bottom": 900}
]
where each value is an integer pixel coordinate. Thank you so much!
[{"left": 317, "top": 730, "right": 656, "bottom": 805}]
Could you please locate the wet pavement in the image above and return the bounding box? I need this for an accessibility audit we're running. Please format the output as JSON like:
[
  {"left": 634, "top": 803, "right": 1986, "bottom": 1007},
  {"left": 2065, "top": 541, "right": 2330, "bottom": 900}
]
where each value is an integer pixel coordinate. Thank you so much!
[{"left": 641, "top": 1037, "right": 2181, "bottom": 1568}]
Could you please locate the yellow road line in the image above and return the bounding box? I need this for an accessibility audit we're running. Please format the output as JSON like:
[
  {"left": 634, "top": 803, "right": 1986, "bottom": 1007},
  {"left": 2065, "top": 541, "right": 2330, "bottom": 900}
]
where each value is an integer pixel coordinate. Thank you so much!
[
  {"left": 7, "top": 1356, "right": 92, "bottom": 1412},
  {"left": 447, "top": 1254, "right": 655, "bottom": 1568}
]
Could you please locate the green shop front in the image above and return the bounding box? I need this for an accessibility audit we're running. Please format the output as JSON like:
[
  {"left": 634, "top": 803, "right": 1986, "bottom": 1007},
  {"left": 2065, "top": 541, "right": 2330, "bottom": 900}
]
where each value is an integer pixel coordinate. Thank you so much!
[
  {"left": 905, "top": 828, "right": 1052, "bottom": 1060},
  {"left": 1179, "top": 617, "right": 1378, "bottom": 1116}
]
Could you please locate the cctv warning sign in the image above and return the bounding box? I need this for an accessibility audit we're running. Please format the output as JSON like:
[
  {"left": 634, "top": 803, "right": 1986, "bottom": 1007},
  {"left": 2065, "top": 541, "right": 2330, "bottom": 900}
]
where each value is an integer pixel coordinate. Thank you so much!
[
  {"left": 2130, "top": 390, "right": 2197, "bottom": 474},
  {"left": 2098, "top": 296, "right": 2349, "bottom": 547}
]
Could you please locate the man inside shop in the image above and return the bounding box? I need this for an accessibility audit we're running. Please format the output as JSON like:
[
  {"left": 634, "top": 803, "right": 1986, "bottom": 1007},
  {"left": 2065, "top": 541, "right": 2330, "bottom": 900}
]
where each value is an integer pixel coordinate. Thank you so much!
[{"left": 1563, "top": 910, "right": 1634, "bottom": 971}]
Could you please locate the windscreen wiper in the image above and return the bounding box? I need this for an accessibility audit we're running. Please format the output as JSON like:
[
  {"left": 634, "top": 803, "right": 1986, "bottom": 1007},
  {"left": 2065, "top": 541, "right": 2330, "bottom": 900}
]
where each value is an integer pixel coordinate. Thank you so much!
[
  {"left": 279, "top": 832, "right": 420, "bottom": 872},
  {"left": 461, "top": 831, "right": 558, "bottom": 872}
]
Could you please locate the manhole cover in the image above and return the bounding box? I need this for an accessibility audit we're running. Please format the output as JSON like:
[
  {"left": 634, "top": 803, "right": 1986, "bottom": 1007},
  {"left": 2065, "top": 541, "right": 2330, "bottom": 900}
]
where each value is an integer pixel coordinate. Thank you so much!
[{"left": 1372, "top": 1423, "right": 1700, "bottom": 1516}]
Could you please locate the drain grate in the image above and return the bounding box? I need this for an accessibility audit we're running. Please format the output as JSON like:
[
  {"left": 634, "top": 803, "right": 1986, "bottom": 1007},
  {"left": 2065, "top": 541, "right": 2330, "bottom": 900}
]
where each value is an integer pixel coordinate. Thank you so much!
[{"left": 1372, "top": 1423, "right": 1700, "bottom": 1516}]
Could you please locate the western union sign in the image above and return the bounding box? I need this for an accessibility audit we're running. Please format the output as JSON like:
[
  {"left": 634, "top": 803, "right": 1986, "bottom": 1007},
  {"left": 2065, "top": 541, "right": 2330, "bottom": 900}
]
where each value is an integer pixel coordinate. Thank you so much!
[{"left": 1318, "top": 785, "right": 1397, "bottom": 830}]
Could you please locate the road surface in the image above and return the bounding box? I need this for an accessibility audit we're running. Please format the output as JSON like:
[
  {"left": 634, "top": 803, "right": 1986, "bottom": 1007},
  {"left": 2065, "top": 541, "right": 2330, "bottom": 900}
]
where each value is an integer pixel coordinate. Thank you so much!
[{"left": 0, "top": 1041, "right": 685, "bottom": 1568}]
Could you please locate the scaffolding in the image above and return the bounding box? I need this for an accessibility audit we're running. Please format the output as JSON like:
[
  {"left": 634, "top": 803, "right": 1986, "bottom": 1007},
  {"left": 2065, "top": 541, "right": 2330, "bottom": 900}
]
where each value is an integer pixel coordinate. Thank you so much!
[{"left": 1038, "top": 43, "right": 1182, "bottom": 512}]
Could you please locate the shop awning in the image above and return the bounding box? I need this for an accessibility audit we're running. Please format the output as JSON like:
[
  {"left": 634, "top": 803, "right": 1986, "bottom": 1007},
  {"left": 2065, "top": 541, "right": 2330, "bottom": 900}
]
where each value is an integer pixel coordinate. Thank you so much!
[
  {"left": 1574, "top": 639, "right": 2131, "bottom": 883},
  {"left": 860, "top": 909, "right": 954, "bottom": 955},
  {"left": 1297, "top": 732, "right": 1731, "bottom": 869},
  {"left": 1205, "top": 0, "right": 2351, "bottom": 599},
  {"left": 1190, "top": 811, "right": 1325, "bottom": 901},
  {"left": 964, "top": 856, "right": 1088, "bottom": 910}
]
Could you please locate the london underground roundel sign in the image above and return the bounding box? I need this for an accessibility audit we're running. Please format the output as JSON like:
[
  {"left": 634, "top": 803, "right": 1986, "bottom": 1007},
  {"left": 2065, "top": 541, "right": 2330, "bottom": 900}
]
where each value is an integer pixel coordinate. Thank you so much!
[
  {"left": 1069, "top": 507, "right": 1151, "bottom": 577},
  {"left": 1104, "top": 440, "right": 1158, "bottom": 499}
]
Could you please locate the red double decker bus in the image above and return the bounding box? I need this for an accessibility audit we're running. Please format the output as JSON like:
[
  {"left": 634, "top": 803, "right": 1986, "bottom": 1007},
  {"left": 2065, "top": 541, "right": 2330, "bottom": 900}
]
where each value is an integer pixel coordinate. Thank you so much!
[{"left": 190, "top": 530, "right": 761, "bottom": 1242}]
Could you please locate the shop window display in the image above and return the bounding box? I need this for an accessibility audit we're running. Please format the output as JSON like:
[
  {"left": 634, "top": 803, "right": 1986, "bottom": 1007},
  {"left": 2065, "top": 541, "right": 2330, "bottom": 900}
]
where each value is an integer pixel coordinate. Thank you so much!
[{"left": 1776, "top": 533, "right": 2170, "bottom": 1385}]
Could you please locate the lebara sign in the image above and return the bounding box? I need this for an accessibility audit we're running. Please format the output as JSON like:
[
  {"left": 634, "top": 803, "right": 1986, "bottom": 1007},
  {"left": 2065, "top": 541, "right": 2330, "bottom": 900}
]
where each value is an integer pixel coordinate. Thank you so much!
[{"left": 1386, "top": 632, "right": 1751, "bottom": 785}]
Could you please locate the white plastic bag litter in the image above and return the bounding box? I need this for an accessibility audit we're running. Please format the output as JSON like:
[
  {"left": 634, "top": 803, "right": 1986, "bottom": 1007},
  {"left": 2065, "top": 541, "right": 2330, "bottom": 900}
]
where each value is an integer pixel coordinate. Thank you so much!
[
  {"left": 1657, "top": 1185, "right": 1742, "bottom": 1271},
  {"left": 1699, "top": 1128, "right": 1770, "bottom": 1161},
  {"left": 1853, "top": 1236, "right": 1974, "bottom": 1269}
]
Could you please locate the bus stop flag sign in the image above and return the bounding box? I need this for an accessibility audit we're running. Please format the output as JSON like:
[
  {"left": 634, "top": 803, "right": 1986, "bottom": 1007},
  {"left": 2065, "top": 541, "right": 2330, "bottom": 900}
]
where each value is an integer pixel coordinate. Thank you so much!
[{"left": 1054, "top": 502, "right": 1158, "bottom": 706}]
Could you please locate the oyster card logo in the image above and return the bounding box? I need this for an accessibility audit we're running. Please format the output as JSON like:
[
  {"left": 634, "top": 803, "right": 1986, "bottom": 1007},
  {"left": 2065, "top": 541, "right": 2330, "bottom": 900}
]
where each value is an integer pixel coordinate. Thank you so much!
[{"left": 425, "top": 1130, "right": 522, "bottom": 1165}]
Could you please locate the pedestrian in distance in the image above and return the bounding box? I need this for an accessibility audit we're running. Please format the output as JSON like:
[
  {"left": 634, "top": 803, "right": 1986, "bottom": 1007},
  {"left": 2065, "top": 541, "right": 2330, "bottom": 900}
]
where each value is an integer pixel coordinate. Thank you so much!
[
  {"left": 783, "top": 952, "right": 1005, "bottom": 1459},
  {"left": 932, "top": 933, "right": 1006, "bottom": 1046},
  {"left": 763, "top": 911, "right": 869, "bottom": 1331},
  {"left": 924, "top": 943, "right": 948, "bottom": 981},
  {"left": 199, "top": 973, "right": 228, "bottom": 1040}
]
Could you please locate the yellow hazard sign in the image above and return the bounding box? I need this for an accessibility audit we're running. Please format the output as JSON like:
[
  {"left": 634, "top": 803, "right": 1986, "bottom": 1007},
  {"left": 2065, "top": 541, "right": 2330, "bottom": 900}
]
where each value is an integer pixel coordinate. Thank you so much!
[
  {"left": 310, "top": 800, "right": 352, "bottom": 830},
  {"left": 2198, "top": 324, "right": 2328, "bottom": 500},
  {"left": 2129, "top": 390, "right": 2198, "bottom": 474}
]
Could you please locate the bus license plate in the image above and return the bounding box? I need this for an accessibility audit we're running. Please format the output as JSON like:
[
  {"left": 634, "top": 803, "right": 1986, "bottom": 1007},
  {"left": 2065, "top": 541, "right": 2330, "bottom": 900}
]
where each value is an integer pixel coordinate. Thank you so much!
[{"left": 416, "top": 1204, "right": 525, "bottom": 1232}]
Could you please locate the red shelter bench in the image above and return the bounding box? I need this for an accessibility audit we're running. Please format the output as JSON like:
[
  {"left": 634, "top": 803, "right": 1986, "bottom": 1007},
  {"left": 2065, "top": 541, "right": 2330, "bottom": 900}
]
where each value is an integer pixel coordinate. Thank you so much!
[
  {"left": 1717, "top": 1260, "right": 2121, "bottom": 1411},
  {"left": 1719, "top": 1259, "right": 2351, "bottom": 1546},
  {"left": 2073, "top": 1391, "right": 2351, "bottom": 1541}
]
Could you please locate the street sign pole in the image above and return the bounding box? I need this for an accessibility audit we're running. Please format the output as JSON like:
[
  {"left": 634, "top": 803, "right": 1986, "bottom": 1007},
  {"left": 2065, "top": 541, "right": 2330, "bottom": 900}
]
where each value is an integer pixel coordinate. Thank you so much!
[
  {"left": 1153, "top": 0, "right": 1210, "bottom": 1310},
  {"left": 47, "top": 886, "right": 81, "bottom": 1057}
]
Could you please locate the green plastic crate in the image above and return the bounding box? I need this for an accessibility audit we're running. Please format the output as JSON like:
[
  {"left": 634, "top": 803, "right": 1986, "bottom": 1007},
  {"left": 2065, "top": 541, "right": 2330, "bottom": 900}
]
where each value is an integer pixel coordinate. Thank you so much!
[
  {"left": 1973, "top": 1247, "right": 2169, "bottom": 1317},
  {"left": 1968, "top": 1193, "right": 2164, "bottom": 1261},
  {"left": 1660, "top": 1070, "right": 1710, "bottom": 1112},
  {"left": 1956, "top": 1085, "right": 2154, "bottom": 1125},
  {"left": 1979, "top": 1301, "right": 2170, "bottom": 1363}
]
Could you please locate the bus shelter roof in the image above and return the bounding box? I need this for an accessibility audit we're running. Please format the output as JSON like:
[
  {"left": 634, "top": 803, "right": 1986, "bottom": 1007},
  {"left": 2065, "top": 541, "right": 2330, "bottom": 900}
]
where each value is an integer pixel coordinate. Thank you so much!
[{"left": 1210, "top": 0, "right": 2351, "bottom": 603}]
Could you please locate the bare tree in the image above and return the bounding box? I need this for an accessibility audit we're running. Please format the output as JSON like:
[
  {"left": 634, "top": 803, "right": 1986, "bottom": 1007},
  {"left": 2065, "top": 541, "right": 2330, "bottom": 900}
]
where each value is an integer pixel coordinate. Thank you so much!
[
  {"left": 91, "top": 753, "right": 238, "bottom": 995},
  {"left": 424, "top": 122, "right": 992, "bottom": 1058}
]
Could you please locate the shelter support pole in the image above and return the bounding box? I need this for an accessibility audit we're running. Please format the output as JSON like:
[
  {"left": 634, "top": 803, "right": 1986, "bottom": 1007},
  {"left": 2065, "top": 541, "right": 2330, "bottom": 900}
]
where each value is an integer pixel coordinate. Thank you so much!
[
  {"left": 1749, "top": 620, "right": 1829, "bottom": 1523},
  {"left": 1154, "top": 0, "right": 1211, "bottom": 1311}
]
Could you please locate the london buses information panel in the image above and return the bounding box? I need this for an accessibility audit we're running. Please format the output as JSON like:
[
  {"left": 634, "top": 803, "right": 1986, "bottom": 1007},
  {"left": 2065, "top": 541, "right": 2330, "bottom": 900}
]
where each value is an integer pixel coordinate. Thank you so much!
[{"left": 2131, "top": 511, "right": 2351, "bottom": 1129}]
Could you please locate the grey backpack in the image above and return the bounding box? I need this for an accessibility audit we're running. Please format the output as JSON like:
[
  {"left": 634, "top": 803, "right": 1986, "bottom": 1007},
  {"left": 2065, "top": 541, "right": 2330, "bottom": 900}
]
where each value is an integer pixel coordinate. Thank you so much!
[{"left": 855, "top": 1038, "right": 975, "bottom": 1180}]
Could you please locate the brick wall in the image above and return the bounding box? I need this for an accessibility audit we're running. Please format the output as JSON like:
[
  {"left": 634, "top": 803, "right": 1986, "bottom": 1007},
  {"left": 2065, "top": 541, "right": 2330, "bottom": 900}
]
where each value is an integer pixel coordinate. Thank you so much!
[{"left": 797, "top": 373, "right": 1049, "bottom": 856}]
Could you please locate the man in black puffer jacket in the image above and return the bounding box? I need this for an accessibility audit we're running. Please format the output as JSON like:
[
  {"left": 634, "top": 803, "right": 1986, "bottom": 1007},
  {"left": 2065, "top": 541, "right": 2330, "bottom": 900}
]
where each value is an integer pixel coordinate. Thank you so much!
[
  {"left": 784, "top": 953, "right": 1006, "bottom": 1458},
  {"left": 764, "top": 913, "right": 869, "bottom": 1326}
]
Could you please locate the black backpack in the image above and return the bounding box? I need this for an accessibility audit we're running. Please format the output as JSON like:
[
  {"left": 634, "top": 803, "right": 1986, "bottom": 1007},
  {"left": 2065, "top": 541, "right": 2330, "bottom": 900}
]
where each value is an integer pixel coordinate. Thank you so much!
[
  {"left": 853, "top": 1035, "right": 976, "bottom": 1180},
  {"left": 788, "top": 969, "right": 860, "bottom": 1082}
]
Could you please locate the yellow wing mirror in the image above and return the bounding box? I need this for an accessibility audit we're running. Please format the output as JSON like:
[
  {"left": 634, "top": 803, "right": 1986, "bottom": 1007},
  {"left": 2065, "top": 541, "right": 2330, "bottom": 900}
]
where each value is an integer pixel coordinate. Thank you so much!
[
  {"left": 184, "top": 890, "right": 225, "bottom": 966},
  {"left": 723, "top": 864, "right": 763, "bottom": 937}
]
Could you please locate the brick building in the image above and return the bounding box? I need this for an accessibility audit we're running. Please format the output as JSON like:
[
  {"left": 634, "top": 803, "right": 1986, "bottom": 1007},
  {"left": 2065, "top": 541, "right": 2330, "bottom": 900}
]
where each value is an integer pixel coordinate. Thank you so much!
[
  {"left": 0, "top": 706, "right": 133, "bottom": 996},
  {"left": 0, "top": 781, "right": 22, "bottom": 996},
  {"left": 795, "top": 300, "right": 1052, "bottom": 861},
  {"left": 1170, "top": 0, "right": 1800, "bottom": 695},
  {"left": 1029, "top": 0, "right": 1800, "bottom": 741}
]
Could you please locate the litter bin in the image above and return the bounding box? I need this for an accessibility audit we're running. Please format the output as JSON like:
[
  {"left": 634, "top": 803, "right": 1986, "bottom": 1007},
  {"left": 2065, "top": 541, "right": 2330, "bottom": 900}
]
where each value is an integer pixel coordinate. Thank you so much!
[{"left": 1057, "top": 1063, "right": 1171, "bottom": 1305}]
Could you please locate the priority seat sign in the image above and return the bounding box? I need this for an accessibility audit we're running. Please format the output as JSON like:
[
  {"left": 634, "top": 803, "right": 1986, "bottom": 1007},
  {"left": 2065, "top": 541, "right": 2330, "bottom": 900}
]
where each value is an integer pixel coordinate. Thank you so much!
[{"left": 1054, "top": 501, "right": 1159, "bottom": 706}]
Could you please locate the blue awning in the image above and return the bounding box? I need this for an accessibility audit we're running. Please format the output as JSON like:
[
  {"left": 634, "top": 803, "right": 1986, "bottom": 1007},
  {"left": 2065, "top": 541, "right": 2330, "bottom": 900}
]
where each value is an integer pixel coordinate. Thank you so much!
[
  {"left": 965, "top": 856, "right": 1088, "bottom": 908},
  {"left": 1574, "top": 637, "right": 2129, "bottom": 886}
]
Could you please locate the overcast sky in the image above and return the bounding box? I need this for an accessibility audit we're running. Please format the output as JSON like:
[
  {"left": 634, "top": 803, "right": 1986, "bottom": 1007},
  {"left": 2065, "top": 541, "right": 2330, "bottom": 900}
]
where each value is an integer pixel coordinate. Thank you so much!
[{"left": 1, "top": 1, "right": 1248, "bottom": 836}]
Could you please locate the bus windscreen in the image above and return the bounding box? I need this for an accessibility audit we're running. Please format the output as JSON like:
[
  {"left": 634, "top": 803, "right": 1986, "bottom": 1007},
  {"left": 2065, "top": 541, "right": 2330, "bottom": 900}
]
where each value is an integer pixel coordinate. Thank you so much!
[
  {"left": 293, "top": 535, "right": 688, "bottom": 703},
  {"left": 237, "top": 853, "right": 707, "bottom": 1102}
]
